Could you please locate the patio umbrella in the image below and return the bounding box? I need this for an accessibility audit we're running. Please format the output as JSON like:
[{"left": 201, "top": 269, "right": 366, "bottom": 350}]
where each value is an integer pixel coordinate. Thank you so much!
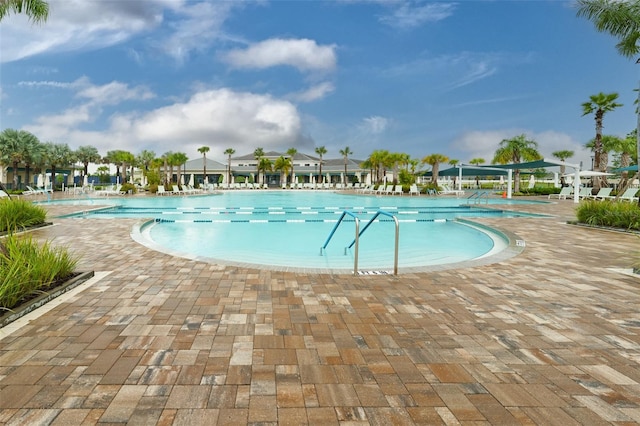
[
  {"left": 189, "top": 174, "right": 194, "bottom": 187},
  {"left": 180, "top": 174, "right": 184, "bottom": 185},
  {"left": 37, "top": 174, "right": 44, "bottom": 188},
  {"left": 83, "top": 175, "right": 88, "bottom": 187},
  {"left": 44, "top": 175, "right": 50, "bottom": 190},
  {"left": 528, "top": 174, "right": 535, "bottom": 189}
]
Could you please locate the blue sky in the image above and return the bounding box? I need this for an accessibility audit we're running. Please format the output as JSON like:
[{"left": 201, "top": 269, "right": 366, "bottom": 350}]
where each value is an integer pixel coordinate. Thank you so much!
[{"left": 0, "top": 0, "right": 638, "bottom": 169}]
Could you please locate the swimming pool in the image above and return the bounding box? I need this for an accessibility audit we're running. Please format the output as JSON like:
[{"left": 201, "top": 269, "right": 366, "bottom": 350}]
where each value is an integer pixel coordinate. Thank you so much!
[{"left": 60, "top": 191, "right": 533, "bottom": 273}]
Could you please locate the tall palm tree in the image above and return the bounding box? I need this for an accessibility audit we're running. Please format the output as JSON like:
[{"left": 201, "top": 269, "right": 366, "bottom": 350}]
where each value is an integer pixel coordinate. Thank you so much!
[
  {"left": 339, "top": 146, "right": 353, "bottom": 185},
  {"left": 286, "top": 147, "right": 297, "bottom": 185},
  {"left": 43, "top": 142, "right": 74, "bottom": 191},
  {"left": 551, "top": 149, "right": 574, "bottom": 186},
  {"left": 0, "top": 129, "right": 40, "bottom": 189},
  {"left": 586, "top": 135, "right": 621, "bottom": 187},
  {"left": 23, "top": 136, "right": 44, "bottom": 187},
  {"left": 469, "top": 158, "right": 485, "bottom": 166},
  {"left": 576, "top": 0, "right": 640, "bottom": 59},
  {"left": 314, "top": 146, "right": 327, "bottom": 183},
  {"left": 614, "top": 130, "right": 637, "bottom": 189},
  {"left": 253, "top": 147, "right": 264, "bottom": 184},
  {"left": 582, "top": 92, "right": 623, "bottom": 181},
  {"left": 224, "top": 148, "right": 235, "bottom": 184},
  {"left": 198, "top": 146, "right": 210, "bottom": 185},
  {"left": 422, "top": 153, "right": 450, "bottom": 185},
  {"left": 0, "top": 0, "right": 49, "bottom": 23},
  {"left": 172, "top": 152, "right": 188, "bottom": 186},
  {"left": 76, "top": 145, "right": 101, "bottom": 177},
  {"left": 136, "top": 149, "right": 156, "bottom": 185},
  {"left": 258, "top": 157, "right": 272, "bottom": 186},
  {"left": 273, "top": 156, "right": 292, "bottom": 186},
  {"left": 492, "top": 134, "right": 542, "bottom": 193},
  {"left": 577, "top": 0, "right": 640, "bottom": 203}
]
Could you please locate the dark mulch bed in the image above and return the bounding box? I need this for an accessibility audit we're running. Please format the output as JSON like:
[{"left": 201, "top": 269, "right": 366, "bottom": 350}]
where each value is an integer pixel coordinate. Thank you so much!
[{"left": 0, "top": 222, "right": 53, "bottom": 237}]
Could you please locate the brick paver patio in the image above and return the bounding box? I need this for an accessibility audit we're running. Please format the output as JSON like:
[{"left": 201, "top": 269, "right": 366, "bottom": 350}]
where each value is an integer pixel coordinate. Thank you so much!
[{"left": 1, "top": 193, "right": 639, "bottom": 425}]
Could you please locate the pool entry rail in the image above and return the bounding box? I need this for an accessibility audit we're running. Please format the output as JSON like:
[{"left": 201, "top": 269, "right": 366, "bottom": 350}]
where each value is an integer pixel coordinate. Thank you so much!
[
  {"left": 467, "top": 191, "right": 489, "bottom": 204},
  {"left": 321, "top": 210, "right": 399, "bottom": 275}
]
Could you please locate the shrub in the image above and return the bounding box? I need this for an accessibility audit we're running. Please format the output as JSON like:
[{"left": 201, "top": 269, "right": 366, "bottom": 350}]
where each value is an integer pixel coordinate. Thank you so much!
[
  {"left": 0, "top": 198, "right": 47, "bottom": 233},
  {"left": 0, "top": 234, "right": 78, "bottom": 310},
  {"left": 576, "top": 200, "right": 640, "bottom": 231},
  {"left": 120, "top": 183, "right": 136, "bottom": 194}
]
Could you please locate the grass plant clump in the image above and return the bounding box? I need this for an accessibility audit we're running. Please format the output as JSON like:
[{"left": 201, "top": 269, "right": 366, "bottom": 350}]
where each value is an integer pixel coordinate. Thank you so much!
[
  {"left": 0, "top": 234, "right": 78, "bottom": 311},
  {"left": 0, "top": 198, "right": 47, "bottom": 233},
  {"left": 576, "top": 200, "right": 640, "bottom": 232}
]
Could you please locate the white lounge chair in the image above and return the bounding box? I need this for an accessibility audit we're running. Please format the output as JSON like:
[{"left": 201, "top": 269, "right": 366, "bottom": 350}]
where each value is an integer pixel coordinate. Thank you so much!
[
  {"left": 548, "top": 186, "right": 573, "bottom": 200},
  {"left": 588, "top": 187, "right": 612, "bottom": 200},
  {"left": 614, "top": 187, "right": 639, "bottom": 202},
  {"left": 393, "top": 185, "right": 403, "bottom": 195},
  {"left": 409, "top": 184, "right": 420, "bottom": 196},
  {"left": 438, "top": 184, "right": 464, "bottom": 197},
  {"left": 578, "top": 187, "right": 593, "bottom": 199}
]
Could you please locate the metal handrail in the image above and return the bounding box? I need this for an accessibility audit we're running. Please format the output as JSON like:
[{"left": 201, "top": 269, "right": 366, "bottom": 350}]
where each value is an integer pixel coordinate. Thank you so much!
[
  {"left": 467, "top": 191, "right": 489, "bottom": 204},
  {"left": 321, "top": 211, "right": 360, "bottom": 275},
  {"left": 348, "top": 210, "right": 399, "bottom": 275},
  {"left": 321, "top": 210, "right": 400, "bottom": 275}
]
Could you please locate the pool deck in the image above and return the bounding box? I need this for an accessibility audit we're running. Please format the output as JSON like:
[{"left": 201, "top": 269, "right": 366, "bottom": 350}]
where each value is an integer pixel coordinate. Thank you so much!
[{"left": 1, "top": 192, "right": 639, "bottom": 425}]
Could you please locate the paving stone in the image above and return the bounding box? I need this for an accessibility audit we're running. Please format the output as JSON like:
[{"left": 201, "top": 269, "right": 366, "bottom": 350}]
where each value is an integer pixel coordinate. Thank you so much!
[{"left": 1, "top": 198, "right": 639, "bottom": 424}]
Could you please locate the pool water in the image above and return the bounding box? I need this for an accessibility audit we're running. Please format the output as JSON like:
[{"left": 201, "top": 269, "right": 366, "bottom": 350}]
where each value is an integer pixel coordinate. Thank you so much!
[{"left": 58, "top": 191, "right": 535, "bottom": 272}]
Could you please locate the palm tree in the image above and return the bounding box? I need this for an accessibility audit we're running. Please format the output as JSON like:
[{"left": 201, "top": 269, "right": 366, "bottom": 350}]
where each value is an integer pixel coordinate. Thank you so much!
[
  {"left": 315, "top": 146, "right": 327, "bottom": 183},
  {"left": 0, "top": 0, "right": 49, "bottom": 23},
  {"left": 224, "top": 148, "right": 235, "bottom": 185},
  {"left": 22, "top": 136, "right": 44, "bottom": 188},
  {"left": 339, "top": 146, "right": 353, "bottom": 185},
  {"left": 576, "top": 0, "right": 640, "bottom": 59},
  {"left": 492, "top": 134, "right": 542, "bottom": 193},
  {"left": 582, "top": 92, "right": 623, "bottom": 181},
  {"left": 273, "top": 156, "right": 292, "bottom": 186},
  {"left": 253, "top": 147, "right": 264, "bottom": 184},
  {"left": 198, "top": 146, "right": 210, "bottom": 185},
  {"left": 76, "top": 145, "right": 101, "bottom": 177},
  {"left": 258, "top": 157, "right": 272, "bottom": 186},
  {"left": 614, "top": 130, "right": 637, "bottom": 189},
  {"left": 286, "top": 147, "right": 298, "bottom": 185},
  {"left": 422, "top": 153, "right": 450, "bottom": 185},
  {"left": 551, "top": 149, "right": 574, "bottom": 186},
  {"left": 172, "top": 152, "right": 188, "bottom": 186},
  {"left": 43, "top": 142, "right": 74, "bottom": 191},
  {"left": 136, "top": 149, "right": 156, "bottom": 184},
  {"left": 469, "top": 158, "right": 485, "bottom": 166},
  {"left": 0, "top": 129, "right": 40, "bottom": 189},
  {"left": 586, "top": 135, "right": 621, "bottom": 187},
  {"left": 577, "top": 0, "right": 640, "bottom": 203}
]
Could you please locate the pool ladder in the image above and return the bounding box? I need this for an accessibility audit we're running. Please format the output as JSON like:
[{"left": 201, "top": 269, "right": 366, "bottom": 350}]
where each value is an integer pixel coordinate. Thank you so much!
[
  {"left": 467, "top": 191, "right": 489, "bottom": 204},
  {"left": 320, "top": 210, "right": 399, "bottom": 275}
]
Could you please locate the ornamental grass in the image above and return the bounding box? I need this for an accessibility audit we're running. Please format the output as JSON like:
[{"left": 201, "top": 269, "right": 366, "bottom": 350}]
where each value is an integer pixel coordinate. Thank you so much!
[
  {"left": 0, "top": 198, "right": 47, "bottom": 233},
  {"left": 0, "top": 233, "right": 78, "bottom": 311},
  {"left": 576, "top": 200, "right": 640, "bottom": 232}
]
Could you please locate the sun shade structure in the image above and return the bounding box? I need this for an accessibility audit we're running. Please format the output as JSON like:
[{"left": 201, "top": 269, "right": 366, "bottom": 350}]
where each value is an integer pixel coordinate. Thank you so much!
[{"left": 433, "top": 159, "right": 582, "bottom": 203}]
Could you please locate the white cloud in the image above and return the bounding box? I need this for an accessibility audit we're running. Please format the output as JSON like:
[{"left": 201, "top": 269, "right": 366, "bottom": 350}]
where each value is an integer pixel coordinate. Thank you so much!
[
  {"left": 287, "top": 82, "right": 335, "bottom": 103},
  {"left": 0, "top": 0, "right": 241, "bottom": 64},
  {"left": 76, "top": 81, "right": 155, "bottom": 105},
  {"left": 361, "top": 116, "right": 389, "bottom": 134},
  {"left": 451, "top": 129, "right": 591, "bottom": 167},
  {"left": 379, "top": 2, "right": 456, "bottom": 29},
  {"left": 383, "top": 51, "right": 533, "bottom": 91},
  {"left": 223, "top": 38, "right": 337, "bottom": 73},
  {"left": 24, "top": 88, "right": 307, "bottom": 158}
]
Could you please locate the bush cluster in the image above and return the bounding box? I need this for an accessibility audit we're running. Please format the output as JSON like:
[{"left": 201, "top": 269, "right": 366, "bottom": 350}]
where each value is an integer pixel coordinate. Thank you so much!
[
  {"left": 0, "top": 198, "right": 47, "bottom": 233},
  {"left": 576, "top": 200, "right": 640, "bottom": 231},
  {"left": 0, "top": 235, "right": 79, "bottom": 310},
  {"left": 0, "top": 199, "right": 79, "bottom": 311}
]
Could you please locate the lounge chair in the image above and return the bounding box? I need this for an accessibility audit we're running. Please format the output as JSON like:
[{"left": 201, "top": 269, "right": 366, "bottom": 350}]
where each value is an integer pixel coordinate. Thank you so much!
[
  {"left": 95, "top": 184, "right": 123, "bottom": 196},
  {"left": 548, "top": 186, "right": 573, "bottom": 200},
  {"left": 393, "top": 185, "right": 403, "bottom": 195},
  {"left": 409, "top": 184, "right": 420, "bottom": 196},
  {"left": 23, "top": 186, "right": 45, "bottom": 196},
  {"left": 578, "top": 187, "right": 593, "bottom": 199},
  {"left": 156, "top": 185, "right": 168, "bottom": 195},
  {"left": 588, "top": 187, "right": 612, "bottom": 200},
  {"left": 614, "top": 187, "right": 639, "bottom": 202},
  {"left": 438, "top": 184, "right": 464, "bottom": 197}
]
